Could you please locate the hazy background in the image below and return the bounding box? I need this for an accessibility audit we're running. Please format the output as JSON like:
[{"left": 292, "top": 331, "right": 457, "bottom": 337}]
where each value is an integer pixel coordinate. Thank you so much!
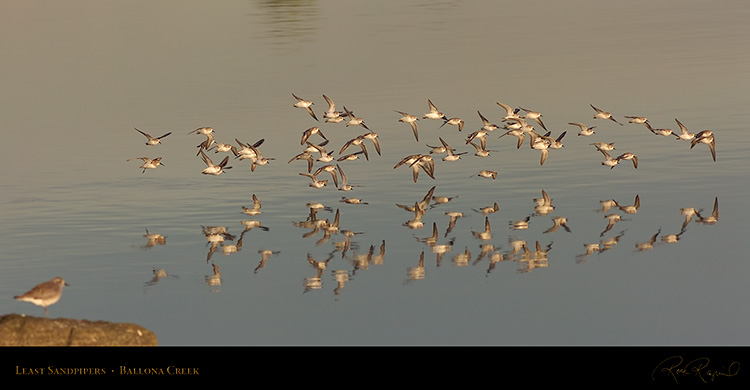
[{"left": 1, "top": 0, "right": 748, "bottom": 345}]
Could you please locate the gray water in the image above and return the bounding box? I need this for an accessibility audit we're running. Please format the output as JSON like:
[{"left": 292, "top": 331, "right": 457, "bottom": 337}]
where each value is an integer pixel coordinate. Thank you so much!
[{"left": 1, "top": 0, "right": 749, "bottom": 346}]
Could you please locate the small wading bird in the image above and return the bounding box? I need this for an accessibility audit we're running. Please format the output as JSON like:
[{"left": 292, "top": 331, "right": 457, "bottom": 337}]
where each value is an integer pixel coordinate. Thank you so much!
[
  {"left": 690, "top": 130, "right": 716, "bottom": 162},
  {"left": 529, "top": 131, "right": 551, "bottom": 166},
  {"left": 466, "top": 130, "right": 489, "bottom": 151},
  {"left": 496, "top": 101, "right": 520, "bottom": 120},
  {"left": 599, "top": 150, "right": 620, "bottom": 169},
  {"left": 340, "top": 134, "right": 370, "bottom": 161},
  {"left": 440, "top": 117, "right": 465, "bottom": 132},
  {"left": 343, "top": 106, "right": 370, "bottom": 130},
  {"left": 624, "top": 115, "right": 649, "bottom": 126},
  {"left": 128, "top": 156, "right": 164, "bottom": 173},
  {"left": 672, "top": 118, "right": 695, "bottom": 141},
  {"left": 590, "top": 104, "right": 623, "bottom": 125},
  {"left": 292, "top": 93, "right": 318, "bottom": 121},
  {"left": 438, "top": 137, "right": 465, "bottom": 162},
  {"left": 543, "top": 131, "right": 566, "bottom": 149},
  {"left": 301, "top": 126, "right": 327, "bottom": 145},
  {"left": 362, "top": 131, "right": 381, "bottom": 156},
  {"left": 336, "top": 164, "right": 358, "bottom": 191},
  {"left": 423, "top": 99, "right": 447, "bottom": 121},
  {"left": 314, "top": 164, "right": 339, "bottom": 188},
  {"left": 188, "top": 126, "right": 214, "bottom": 135},
  {"left": 134, "top": 128, "right": 171, "bottom": 145},
  {"left": 396, "top": 110, "right": 420, "bottom": 141},
  {"left": 233, "top": 138, "right": 265, "bottom": 161},
  {"left": 598, "top": 150, "right": 637, "bottom": 169},
  {"left": 199, "top": 150, "right": 231, "bottom": 175},
  {"left": 518, "top": 106, "right": 547, "bottom": 131},
  {"left": 288, "top": 151, "right": 314, "bottom": 173},
  {"left": 207, "top": 142, "right": 234, "bottom": 154},
  {"left": 590, "top": 142, "right": 615, "bottom": 152},
  {"left": 305, "top": 141, "right": 335, "bottom": 163},
  {"left": 477, "top": 110, "right": 499, "bottom": 132},
  {"left": 14, "top": 277, "right": 70, "bottom": 318},
  {"left": 299, "top": 172, "right": 328, "bottom": 188},
  {"left": 498, "top": 126, "right": 526, "bottom": 149},
  {"left": 469, "top": 141, "right": 495, "bottom": 157},
  {"left": 322, "top": 94, "right": 348, "bottom": 123},
  {"left": 645, "top": 122, "right": 674, "bottom": 137},
  {"left": 395, "top": 154, "right": 434, "bottom": 183},
  {"left": 570, "top": 122, "right": 596, "bottom": 137},
  {"left": 194, "top": 131, "right": 216, "bottom": 156},
  {"left": 616, "top": 152, "right": 638, "bottom": 169}
]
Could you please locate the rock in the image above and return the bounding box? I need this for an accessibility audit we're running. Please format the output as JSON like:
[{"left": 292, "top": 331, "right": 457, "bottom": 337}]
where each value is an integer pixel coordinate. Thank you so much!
[{"left": 0, "top": 314, "right": 158, "bottom": 346}]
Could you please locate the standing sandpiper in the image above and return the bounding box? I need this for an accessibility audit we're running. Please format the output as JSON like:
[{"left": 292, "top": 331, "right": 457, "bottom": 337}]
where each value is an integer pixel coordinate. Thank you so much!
[{"left": 14, "top": 277, "right": 70, "bottom": 318}]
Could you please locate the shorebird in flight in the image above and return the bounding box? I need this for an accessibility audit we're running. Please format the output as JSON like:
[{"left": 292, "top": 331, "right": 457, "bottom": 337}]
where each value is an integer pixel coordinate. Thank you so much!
[
  {"left": 590, "top": 104, "right": 623, "bottom": 125},
  {"left": 128, "top": 156, "right": 164, "bottom": 173},
  {"left": 690, "top": 130, "right": 716, "bottom": 162},
  {"left": 134, "top": 128, "right": 171, "bottom": 145},
  {"left": 396, "top": 110, "right": 420, "bottom": 141},
  {"left": 423, "top": 99, "right": 447, "bottom": 121},
  {"left": 199, "top": 150, "right": 232, "bottom": 175},
  {"left": 292, "top": 93, "right": 318, "bottom": 121}
]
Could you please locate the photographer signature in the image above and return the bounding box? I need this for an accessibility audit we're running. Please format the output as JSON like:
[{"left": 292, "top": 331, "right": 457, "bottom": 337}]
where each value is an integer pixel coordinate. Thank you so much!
[{"left": 652, "top": 355, "right": 740, "bottom": 384}]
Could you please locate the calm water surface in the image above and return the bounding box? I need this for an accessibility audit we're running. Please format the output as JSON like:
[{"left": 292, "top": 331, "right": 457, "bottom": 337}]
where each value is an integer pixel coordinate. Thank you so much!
[{"left": 1, "top": 1, "right": 749, "bottom": 346}]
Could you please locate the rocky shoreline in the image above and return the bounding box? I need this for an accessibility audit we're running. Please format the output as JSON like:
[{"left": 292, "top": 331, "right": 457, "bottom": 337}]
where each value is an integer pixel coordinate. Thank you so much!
[{"left": 0, "top": 314, "right": 157, "bottom": 346}]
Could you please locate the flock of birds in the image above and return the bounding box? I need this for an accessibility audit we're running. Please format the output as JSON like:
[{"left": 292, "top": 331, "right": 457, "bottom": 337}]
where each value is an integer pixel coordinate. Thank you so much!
[
  {"left": 127, "top": 94, "right": 717, "bottom": 182},
  {"left": 11, "top": 93, "right": 723, "bottom": 317},
  {"left": 118, "top": 93, "right": 721, "bottom": 297}
]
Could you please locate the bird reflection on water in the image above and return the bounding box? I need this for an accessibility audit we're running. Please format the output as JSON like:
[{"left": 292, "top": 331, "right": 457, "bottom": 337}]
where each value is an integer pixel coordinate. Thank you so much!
[
  {"left": 140, "top": 188, "right": 718, "bottom": 294},
  {"left": 140, "top": 229, "right": 166, "bottom": 250},
  {"left": 143, "top": 268, "right": 177, "bottom": 288}
]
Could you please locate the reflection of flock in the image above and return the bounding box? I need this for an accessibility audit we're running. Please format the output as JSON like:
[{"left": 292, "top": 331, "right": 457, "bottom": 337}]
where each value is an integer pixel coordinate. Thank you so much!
[
  {"left": 576, "top": 196, "right": 718, "bottom": 262},
  {"left": 129, "top": 94, "right": 720, "bottom": 294},
  {"left": 137, "top": 188, "right": 719, "bottom": 294},
  {"left": 138, "top": 192, "right": 276, "bottom": 290},
  {"left": 392, "top": 186, "right": 720, "bottom": 276}
]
